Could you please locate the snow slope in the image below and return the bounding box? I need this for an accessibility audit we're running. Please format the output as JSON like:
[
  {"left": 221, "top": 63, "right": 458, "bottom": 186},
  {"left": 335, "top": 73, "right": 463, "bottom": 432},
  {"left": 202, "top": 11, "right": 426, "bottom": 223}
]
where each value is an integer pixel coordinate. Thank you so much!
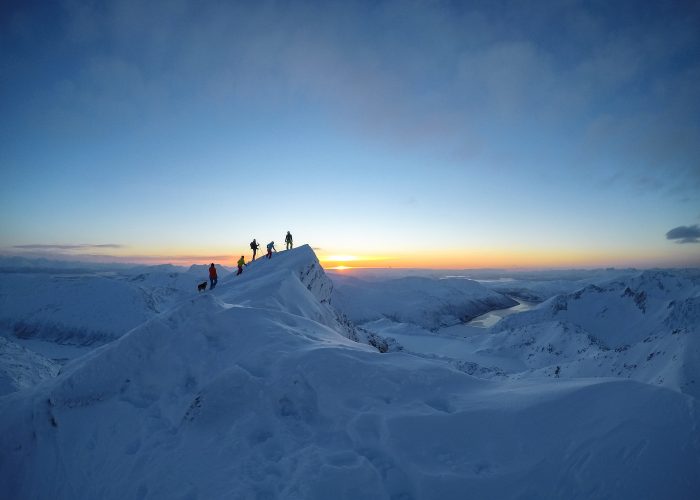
[
  {"left": 0, "top": 265, "right": 226, "bottom": 346},
  {"left": 331, "top": 274, "right": 517, "bottom": 330},
  {"left": 1, "top": 247, "right": 698, "bottom": 499}
]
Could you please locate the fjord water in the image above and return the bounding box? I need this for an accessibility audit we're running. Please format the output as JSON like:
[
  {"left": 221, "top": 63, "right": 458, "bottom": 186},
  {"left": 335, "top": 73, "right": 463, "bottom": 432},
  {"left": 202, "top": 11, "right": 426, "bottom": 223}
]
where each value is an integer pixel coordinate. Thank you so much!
[{"left": 466, "top": 298, "right": 537, "bottom": 328}]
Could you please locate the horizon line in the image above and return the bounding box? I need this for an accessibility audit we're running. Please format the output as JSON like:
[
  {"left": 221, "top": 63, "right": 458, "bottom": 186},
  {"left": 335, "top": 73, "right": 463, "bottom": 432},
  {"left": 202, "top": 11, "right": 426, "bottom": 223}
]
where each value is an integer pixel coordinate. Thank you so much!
[
  {"left": 1, "top": 245, "right": 698, "bottom": 270},
  {"left": 2, "top": 253, "right": 699, "bottom": 273}
]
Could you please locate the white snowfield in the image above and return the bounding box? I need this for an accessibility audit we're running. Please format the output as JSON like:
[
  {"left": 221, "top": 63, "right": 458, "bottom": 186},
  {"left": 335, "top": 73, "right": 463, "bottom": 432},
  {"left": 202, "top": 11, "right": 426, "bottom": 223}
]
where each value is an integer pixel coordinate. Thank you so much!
[{"left": 0, "top": 247, "right": 699, "bottom": 499}]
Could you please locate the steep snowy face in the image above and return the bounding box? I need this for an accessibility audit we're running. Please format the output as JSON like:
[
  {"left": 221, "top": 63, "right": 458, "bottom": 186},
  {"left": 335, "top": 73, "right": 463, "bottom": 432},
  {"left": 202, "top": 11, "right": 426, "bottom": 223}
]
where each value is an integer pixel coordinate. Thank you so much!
[
  {"left": 331, "top": 275, "right": 517, "bottom": 330},
  {"left": 484, "top": 269, "right": 700, "bottom": 397},
  {"left": 298, "top": 259, "right": 333, "bottom": 304}
]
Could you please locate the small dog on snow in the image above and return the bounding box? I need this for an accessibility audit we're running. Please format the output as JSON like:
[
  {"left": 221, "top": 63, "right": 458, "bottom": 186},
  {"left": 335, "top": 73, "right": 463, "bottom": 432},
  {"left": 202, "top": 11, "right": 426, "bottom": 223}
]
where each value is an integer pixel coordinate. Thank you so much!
[{"left": 197, "top": 281, "right": 207, "bottom": 292}]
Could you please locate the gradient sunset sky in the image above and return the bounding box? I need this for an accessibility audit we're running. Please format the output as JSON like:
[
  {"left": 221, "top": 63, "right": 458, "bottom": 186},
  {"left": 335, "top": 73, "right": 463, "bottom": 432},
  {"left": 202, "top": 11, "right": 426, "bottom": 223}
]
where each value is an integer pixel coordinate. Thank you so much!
[{"left": 2, "top": 0, "right": 699, "bottom": 269}]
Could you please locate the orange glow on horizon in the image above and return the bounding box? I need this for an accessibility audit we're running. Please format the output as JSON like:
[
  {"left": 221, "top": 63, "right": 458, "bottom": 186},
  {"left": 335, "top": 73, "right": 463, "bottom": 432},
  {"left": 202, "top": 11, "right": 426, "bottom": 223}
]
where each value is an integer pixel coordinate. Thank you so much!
[
  {"left": 316, "top": 245, "right": 689, "bottom": 270},
  {"left": 122, "top": 246, "right": 693, "bottom": 270},
  {"left": 22, "top": 243, "right": 696, "bottom": 269},
  {"left": 318, "top": 253, "right": 391, "bottom": 269},
  {"left": 324, "top": 255, "right": 360, "bottom": 262}
]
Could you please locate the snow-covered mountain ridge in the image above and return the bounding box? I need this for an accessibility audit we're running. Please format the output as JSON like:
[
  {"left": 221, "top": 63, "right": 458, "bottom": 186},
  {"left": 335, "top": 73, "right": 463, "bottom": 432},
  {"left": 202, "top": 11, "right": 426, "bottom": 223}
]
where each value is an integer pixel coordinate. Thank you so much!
[
  {"left": 473, "top": 269, "right": 700, "bottom": 397},
  {"left": 1, "top": 250, "right": 699, "bottom": 498}
]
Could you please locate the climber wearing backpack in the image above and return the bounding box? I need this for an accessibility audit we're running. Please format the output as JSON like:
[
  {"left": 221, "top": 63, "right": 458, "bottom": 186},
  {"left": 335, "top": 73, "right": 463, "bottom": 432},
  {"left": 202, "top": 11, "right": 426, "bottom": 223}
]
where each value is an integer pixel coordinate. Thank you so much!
[
  {"left": 250, "top": 239, "right": 260, "bottom": 260},
  {"left": 285, "top": 231, "right": 293, "bottom": 250}
]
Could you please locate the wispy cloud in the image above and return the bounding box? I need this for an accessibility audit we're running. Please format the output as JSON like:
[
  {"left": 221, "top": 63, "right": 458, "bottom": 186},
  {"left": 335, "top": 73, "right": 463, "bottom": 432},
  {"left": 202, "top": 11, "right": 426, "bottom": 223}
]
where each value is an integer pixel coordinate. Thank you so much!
[
  {"left": 666, "top": 225, "right": 700, "bottom": 244},
  {"left": 12, "top": 244, "right": 124, "bottom": 250},
  {"left": 0, "top": 246, "right": 235, "bottom": 266}
]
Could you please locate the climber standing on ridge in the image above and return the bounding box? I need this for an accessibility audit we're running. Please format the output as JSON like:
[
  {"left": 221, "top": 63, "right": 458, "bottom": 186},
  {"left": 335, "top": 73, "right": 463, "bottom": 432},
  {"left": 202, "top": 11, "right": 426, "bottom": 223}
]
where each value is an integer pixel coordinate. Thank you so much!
[
  {"left": 266, "top": 241, "right": 276, "bottom": 259},
  {"left": 250, "top": 238, "right": 259, "bottom": 260},
  {"left": 209, "top": 263, "right": 218, "bottom": 290},
  {"left": 285, "top": 231, "right": 293, "bottom": 250},
  {"left": 237, "top": 255, "right": 246, "bottom": 275}
]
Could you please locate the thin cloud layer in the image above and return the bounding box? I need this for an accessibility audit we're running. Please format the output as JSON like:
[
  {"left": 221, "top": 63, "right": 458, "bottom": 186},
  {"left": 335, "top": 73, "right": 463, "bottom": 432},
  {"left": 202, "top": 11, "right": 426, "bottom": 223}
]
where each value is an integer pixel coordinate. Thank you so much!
[
  {"left": 3, "top": 0, "right": 698, "bottom": 194},
  {"left": 12, "top": 244, "right": 124, "bottom": 250}
]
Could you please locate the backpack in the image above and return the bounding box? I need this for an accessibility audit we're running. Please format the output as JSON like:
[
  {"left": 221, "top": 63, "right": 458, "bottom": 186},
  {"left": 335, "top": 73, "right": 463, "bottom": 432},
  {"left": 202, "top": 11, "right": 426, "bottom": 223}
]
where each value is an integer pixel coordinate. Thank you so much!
[{"left": 250, "top": 241, "right": 256, "bottom": 250}]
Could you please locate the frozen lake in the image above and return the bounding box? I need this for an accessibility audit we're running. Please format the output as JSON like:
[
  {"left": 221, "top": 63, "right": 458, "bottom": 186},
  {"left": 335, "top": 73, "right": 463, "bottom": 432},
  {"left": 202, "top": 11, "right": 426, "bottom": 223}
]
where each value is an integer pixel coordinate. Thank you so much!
[{"left": 465, "top": 298, "right": 538, "bottom": 328}]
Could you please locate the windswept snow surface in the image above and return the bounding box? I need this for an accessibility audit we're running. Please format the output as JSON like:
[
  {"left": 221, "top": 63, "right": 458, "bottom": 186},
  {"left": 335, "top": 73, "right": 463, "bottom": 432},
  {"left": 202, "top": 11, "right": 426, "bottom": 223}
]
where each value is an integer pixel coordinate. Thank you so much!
[{"left": 1, "top": 247, "right": 699, "bottom": 499}]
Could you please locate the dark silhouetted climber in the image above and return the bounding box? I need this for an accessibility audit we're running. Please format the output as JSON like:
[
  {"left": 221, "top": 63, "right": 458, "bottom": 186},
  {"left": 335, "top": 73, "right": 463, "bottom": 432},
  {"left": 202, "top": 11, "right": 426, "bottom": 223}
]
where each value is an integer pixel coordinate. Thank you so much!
[
  {"left": 237, "top": 255, "right": 245, "bottom": 275},
  {"left": 285, "top": 231, "right": 293, "bottom": 250},
  {"left": 209, "top": 263, "right": 218, "bottom": 289},
  {"left": 250, "top": 239, "right": 259, "bottom": 260},
  {"left": 266, "top": 241, "right": 276, "bottom": 259}
]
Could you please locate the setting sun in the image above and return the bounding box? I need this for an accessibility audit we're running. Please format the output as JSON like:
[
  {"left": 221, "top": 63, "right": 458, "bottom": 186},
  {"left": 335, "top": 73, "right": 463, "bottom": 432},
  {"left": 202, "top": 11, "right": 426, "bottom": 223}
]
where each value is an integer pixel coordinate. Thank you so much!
[{"left": 319, "top": 254, "right": 392, "bottom": 269}]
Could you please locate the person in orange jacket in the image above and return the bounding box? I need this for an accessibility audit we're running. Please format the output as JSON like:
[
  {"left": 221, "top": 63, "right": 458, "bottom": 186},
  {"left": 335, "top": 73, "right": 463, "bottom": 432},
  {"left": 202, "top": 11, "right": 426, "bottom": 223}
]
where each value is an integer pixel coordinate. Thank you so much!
[
  {"left": 209, "top": 263, "right": 218, "bottom": 289},
  {"left": 237, "top": 255, "right": 245, "bottom": 275}
]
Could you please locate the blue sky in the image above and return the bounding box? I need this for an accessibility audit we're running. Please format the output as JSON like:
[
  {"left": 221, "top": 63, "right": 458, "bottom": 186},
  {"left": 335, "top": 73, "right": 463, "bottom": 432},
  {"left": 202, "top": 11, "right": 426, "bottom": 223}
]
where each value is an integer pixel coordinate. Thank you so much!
[{"left": 1, "top": 0, "right": 699, "bottom": 268}]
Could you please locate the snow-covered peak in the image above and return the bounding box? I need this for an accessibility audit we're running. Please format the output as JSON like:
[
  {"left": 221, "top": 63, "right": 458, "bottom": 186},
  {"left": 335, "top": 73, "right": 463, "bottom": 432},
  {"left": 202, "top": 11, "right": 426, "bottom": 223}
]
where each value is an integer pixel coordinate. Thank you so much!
[{"left": 212, "top": 245, "right": 334, "bottom": 319}]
